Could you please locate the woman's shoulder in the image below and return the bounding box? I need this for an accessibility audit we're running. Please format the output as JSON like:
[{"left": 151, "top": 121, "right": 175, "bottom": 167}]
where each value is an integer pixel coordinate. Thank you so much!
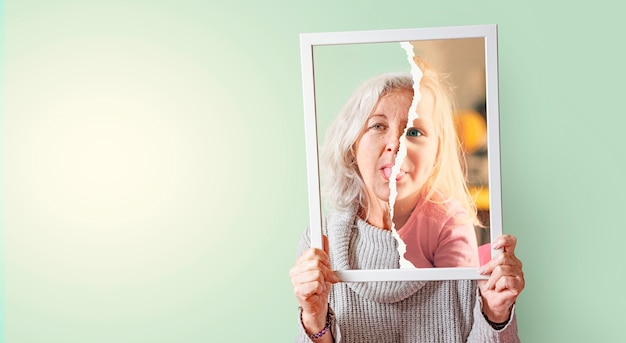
[{"left": 323, "top": 208, "right": 358, "bottom": 229}]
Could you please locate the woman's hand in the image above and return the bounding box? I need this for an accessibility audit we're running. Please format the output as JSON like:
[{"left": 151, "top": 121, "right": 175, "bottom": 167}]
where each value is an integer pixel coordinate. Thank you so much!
[
  {"left": 478, "top": 234, "right": 525, "bottom": 323},
  {"left": 289, "top": 236, "right": 340, "bottom": 335}
]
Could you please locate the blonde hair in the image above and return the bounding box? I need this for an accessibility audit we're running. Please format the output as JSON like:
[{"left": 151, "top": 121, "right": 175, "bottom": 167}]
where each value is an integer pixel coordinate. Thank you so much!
[
  {"left": 413, "top": 57, "right": 478, "bottom": 225},
  {"left": 321, "top": 59, "right": 478, "bottom": 225}
]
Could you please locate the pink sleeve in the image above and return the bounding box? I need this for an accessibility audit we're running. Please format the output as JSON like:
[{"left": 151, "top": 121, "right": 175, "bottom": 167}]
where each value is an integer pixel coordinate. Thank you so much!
[
  {"left": 478, "top": 243, "right": 491, "bottom": 266},
  {"left": 432, "top": 216, "right": 479, "bottom": 267},
  {"left": 399, "top": 201, "right": 480, "bottom": 268}
]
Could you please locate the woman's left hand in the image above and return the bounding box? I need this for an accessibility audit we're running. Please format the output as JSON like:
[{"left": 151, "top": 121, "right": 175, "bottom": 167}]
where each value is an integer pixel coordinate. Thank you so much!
[{"left": 478, "top": 234, "right": 525, "bottom": 323}]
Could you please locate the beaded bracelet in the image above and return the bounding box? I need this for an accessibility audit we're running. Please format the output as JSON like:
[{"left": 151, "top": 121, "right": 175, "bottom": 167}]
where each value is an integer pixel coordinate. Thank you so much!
[
  {"left": 298, "top": 306, "right": 332, "bottom": 340},
  {"left": 482, "top": 311, "right": 509, "bottom": 330}
]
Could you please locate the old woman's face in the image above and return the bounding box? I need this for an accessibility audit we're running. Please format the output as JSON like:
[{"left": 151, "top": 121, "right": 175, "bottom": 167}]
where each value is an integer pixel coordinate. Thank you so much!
[{"left": 353, "top": 88, "right": 412, "bottom": 207}]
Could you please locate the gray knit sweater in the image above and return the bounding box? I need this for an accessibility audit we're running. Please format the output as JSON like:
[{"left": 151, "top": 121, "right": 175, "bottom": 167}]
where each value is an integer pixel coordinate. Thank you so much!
[{"left": 295, "top": 209, "right": 520, "bottom": 343}]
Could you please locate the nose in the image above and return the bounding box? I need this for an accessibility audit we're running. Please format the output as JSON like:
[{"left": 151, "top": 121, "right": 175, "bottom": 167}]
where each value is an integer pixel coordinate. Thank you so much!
[{"left": 385, "top": 131, "right": 401, "bottom": 153}]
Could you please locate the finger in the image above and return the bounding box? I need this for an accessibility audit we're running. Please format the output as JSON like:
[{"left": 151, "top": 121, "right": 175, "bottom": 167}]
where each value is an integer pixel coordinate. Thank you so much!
[
  {"left": 491, "top": 250, "right": 522, "bottom": 269},
  {"left": 292, "top": 268, "right": 327, "bottom": 289},
  {"left": 484, "top": 264, "right": 523, "bottom": 290},
  {"left": 293, "top": 278, "right": 328, "bottom": 300},
  {"left": 493, "top": 235, "right": 517, "bottom": 254},
  {"left": 323, "top": 234, "right": 329, "bottom": 254},
  {"left": 290, "top": 257, "right": 340, "bottom": 285},
  {"left": 319, "top": 236, "right": 340, "bottom": 283},
  {"left": 297, "top": 262, "right": 338, "bottom": 285},
  {"left": 496, "top": 275, "right": 524, "bottom": 293},
  {"left": 292, "top": 271, "right": 336, "bottom": 307},
  {"left": 299, "top": 247, "right": 330, "bottom": 263},
  {"left": 294, "top": 248, "right": 332, "bottom": 270},
  {"left": 493, "top": 273, "right": 525, "bottom": 294},
  {"left": 479, "top": 249, "right": 522, "bottom": 275}
]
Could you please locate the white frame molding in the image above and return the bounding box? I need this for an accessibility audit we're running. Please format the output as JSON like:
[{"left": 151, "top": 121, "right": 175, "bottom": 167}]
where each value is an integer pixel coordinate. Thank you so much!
[{"left": 300, "top": 24, "right": 502, "bottom": 281}]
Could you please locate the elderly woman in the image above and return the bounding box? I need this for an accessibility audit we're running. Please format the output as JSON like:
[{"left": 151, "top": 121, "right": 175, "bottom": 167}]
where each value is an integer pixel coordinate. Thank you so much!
[{"left": 290, "top": 63, "right": 524, "bottom": 342}]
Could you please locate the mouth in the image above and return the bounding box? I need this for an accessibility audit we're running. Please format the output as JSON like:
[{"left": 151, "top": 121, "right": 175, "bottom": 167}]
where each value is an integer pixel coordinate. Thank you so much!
[
  {"left": 381, "top": 164, "right": 407, "bottom": 181},
  {"left": 395, "top": 170, "right": 406, "bottom": 181}
]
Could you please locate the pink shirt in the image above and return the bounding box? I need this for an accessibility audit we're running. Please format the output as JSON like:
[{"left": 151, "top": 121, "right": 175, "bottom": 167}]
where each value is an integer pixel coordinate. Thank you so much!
[{"left": 397, "top": 199, "right": 479, "bottom": 268}]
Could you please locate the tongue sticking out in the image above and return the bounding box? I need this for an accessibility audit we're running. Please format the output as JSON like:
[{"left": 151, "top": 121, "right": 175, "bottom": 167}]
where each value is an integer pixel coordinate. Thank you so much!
[{"left": 382, "top": 167, "right": 393, "bottom": 179}]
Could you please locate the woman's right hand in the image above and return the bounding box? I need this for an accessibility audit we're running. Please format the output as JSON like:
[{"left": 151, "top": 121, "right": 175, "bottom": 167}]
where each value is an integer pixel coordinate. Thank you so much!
[{"left": 289, "top": 236, "right": 340, "bottom": 335}]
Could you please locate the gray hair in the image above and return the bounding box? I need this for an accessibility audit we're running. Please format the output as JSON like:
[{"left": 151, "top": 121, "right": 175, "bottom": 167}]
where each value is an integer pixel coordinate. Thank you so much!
[
  {"left": 320, "top": 72, "right": 414, "bottom": 213},
  {"left": 320, "top": 63, "right": 478, "bottom": 226}
]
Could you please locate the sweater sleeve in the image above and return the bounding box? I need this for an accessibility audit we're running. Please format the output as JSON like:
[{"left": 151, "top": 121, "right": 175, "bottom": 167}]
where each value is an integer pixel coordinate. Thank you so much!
[{"left": 466, "top": 287, "right": 520, "bottom": 343}]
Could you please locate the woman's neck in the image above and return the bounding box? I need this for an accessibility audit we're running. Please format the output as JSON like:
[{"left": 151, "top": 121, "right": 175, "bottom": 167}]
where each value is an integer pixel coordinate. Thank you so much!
[{"left": 359, "top": 201, "right": 392, "bottom": 230}]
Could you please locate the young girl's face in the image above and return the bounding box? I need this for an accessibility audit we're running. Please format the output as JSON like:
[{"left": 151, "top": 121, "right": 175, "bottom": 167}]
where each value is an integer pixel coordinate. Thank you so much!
[{"left": 395, "top": 88, "right": 438, "bottom": 213}]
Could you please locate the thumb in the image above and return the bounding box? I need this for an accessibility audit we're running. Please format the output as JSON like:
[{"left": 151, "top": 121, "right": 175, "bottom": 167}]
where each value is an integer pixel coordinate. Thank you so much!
[
  {"left": 323, "top": 234, "right": 330, "bottom": 254},
  {"left": 322, "top": 235, "right": 340, "bottom": 284}
]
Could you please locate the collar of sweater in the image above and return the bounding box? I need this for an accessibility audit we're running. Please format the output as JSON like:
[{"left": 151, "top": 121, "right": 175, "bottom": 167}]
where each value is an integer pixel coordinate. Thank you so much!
[{"left": 326, "top": 209, "right": 427, "bottom": 304}]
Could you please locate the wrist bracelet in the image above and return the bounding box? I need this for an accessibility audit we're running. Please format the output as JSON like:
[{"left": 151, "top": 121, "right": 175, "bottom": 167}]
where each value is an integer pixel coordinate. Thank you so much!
[
  {"left": 299, "top": 306, "right": 332, "bottom": 340},
  {"left": 482, "top": 310, "right": 509, "bottom": 330}
]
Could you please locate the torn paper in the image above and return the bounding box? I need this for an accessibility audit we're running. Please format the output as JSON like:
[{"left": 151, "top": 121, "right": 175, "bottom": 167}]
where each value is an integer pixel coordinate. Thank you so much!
[{"left": 389, "top": 42, "right": 423, "bottom": 269}]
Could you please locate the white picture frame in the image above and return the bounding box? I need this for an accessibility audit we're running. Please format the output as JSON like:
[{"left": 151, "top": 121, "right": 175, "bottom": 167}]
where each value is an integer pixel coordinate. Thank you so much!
[{"left": 300, "top": 24, "right": 502, "bottom": 281}]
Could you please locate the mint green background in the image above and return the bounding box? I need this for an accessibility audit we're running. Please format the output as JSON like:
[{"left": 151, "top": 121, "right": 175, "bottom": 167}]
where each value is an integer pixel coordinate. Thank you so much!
[
  {"left": 313, "top": 42, "right": 409, "bottom": 137},
  {"left": 3, "top": 1, "right": 626, "bottom": 342}
]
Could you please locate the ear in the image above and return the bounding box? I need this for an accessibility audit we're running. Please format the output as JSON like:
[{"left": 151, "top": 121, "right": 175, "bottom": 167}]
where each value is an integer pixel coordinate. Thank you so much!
[{"left": 348, "top": 146, "right": 357, "bottom": 165}]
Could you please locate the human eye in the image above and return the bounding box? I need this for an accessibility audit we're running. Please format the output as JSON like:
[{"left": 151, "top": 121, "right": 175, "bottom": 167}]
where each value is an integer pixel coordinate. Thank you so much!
[
  {"left": 406, "top": 127, "right": 423, "bottom": 137},
  {"left": 368, "top": 122, "right": 387, "bottom": 131}
]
